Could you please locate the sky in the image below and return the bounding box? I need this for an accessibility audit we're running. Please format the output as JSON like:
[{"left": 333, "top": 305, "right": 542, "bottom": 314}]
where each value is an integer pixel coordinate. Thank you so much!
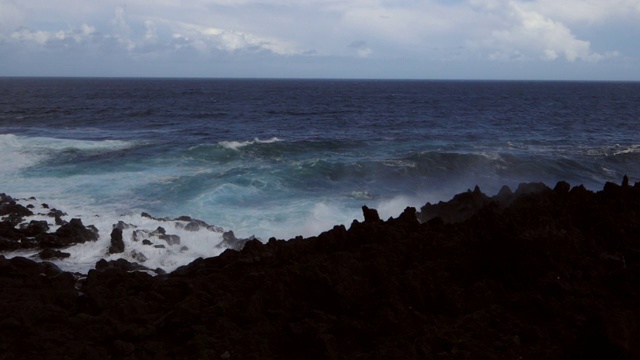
[{"left": 1, "top": 0, "right": 639, "bottom": 80}]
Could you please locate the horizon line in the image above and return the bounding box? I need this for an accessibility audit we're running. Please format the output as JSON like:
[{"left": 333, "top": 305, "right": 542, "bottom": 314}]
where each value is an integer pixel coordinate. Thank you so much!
[{"left": 1, "top": 75, "right": 639, "bottom": 83}]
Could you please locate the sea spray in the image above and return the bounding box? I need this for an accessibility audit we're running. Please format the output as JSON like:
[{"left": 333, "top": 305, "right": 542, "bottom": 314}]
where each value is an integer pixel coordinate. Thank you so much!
[{"left": 1, "top": 78, "right": 639, "bottom": 272}]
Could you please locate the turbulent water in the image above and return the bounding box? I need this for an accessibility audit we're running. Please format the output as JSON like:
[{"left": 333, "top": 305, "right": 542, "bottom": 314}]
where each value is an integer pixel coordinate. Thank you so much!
[{"left": 1, "top": 78, "right": 639, "bottom": 272}]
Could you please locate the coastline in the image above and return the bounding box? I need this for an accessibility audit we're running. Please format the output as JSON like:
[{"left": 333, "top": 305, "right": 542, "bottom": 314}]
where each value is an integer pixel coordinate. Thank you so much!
[{"left": 1, "top": 178, "right": 639, "bottom": 358}]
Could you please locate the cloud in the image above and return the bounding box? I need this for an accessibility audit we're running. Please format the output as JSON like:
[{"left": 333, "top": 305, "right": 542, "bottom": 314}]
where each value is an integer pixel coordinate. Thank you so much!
[
  {"left": 162, "top": 20, "right": 307, "bottom": 55},
  {"left": 0, "top": 0, "right": 637, "bottom": 78},
  {"left": 8, "top": 24, "right": 96, "bottom": 48},
  {"left": 348, "top": 40, "right": 372, "bottom": 57},
  {"left": 519, "top": 0, "right": 640, "bottom": 24},
  {"left": 476, "top": 1, "right": 618, "bottom": 62},
  {"left": 0, "top": 4, "right": 308, "bottom": 57}
]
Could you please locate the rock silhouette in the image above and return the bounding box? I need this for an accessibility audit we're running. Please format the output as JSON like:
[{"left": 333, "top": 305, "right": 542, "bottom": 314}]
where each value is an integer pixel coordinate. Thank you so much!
[{"left": 1, "top": 179, "right": 640, "bottom": 359}]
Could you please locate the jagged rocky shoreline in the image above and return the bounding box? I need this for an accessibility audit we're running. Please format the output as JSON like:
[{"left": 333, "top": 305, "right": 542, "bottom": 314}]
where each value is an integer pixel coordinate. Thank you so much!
[{"left": 1, "top": 178, "right": 639, "bottom": 359}]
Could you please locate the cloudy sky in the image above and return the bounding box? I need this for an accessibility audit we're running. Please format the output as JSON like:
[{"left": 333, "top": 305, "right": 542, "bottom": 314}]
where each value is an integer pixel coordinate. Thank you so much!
[{"left": 1, "top": 0, "right": 639, "bottom": 80}]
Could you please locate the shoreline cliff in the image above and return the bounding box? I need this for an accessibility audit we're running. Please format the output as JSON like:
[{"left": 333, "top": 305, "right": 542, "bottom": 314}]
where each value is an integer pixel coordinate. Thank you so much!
[{"left": 1, "top": 178, "right": 639, "bottom": 359}]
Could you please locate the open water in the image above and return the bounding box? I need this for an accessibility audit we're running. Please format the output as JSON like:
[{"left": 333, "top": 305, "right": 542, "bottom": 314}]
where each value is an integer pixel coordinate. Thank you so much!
[{"left": 1, "top": 78, "right": 639, "bottom": 272}]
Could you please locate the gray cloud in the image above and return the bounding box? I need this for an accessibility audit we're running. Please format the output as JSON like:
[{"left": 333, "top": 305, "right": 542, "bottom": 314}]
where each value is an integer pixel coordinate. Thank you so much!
[{"left": 0, "top": 0, "right": 638, "bottom": 79}]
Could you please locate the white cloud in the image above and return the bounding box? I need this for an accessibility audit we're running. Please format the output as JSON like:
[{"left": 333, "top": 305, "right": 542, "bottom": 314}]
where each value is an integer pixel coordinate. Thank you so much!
[
  {"left": 477, "top": 1, "right": 617, "bottom": 62},
  {"left": 520, "top": 0, "right": 640, "bottom": 24},
  {"left": 163, "top": 20, "right": 307, "bottom": 55},
  {"left": 0, "top": 0, "right": 637, "bottom": 78},
  {"left": 8, "top": 24, "right": 96, "bottom": 47}
]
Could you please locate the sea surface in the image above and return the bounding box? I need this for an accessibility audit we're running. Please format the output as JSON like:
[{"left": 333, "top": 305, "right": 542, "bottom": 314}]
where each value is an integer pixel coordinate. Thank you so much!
[{"left": 1, "top": 78, "right": 639, "bottom": 272}]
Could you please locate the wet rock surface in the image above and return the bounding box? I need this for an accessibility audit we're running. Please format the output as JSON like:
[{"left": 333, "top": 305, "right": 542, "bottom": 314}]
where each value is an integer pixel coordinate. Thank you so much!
[
  {"left": 0, "top": 194, "right": 98, "bottom": 251},
  {"left": 1, "top": 180, "right": 640, "bottom": 359}
]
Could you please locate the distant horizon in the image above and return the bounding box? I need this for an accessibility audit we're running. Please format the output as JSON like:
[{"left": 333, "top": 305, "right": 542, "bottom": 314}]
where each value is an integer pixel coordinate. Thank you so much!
[{"left": 2, "top": 76, "right": 639, "bottom": 84}]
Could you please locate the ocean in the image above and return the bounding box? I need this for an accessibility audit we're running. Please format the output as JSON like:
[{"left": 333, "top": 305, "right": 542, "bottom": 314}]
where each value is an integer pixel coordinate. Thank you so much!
[{"left": 1, "top": 78, "right": 639, "bottom": 272}]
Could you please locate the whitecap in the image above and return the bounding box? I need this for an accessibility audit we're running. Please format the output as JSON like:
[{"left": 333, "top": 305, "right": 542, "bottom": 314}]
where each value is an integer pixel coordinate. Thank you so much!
[
  {"left": 613, "top": 144, "right": 640, "bottom": 156},
  {"left": 2, "top": 198, "right": 229, "bottom": 274},
  {"left": 0, "top": 134, "right": 40, "bottom": 173},
  {"left": 218, "top": 137, "right": 282, "bottom": 150},
  {"left": 0, "top": 134, "right": 136, "bottom": 174}
]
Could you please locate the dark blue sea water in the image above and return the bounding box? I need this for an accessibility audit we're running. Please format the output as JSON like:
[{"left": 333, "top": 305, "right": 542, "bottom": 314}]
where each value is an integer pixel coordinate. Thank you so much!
[{"left": 1, "top": 78, "right": 639, "bottom": 271}]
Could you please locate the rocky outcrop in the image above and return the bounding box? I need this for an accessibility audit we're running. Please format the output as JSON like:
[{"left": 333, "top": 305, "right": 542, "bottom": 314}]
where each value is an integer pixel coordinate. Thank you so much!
[
  {"left": 108, "top": 228, "right": 125, "bottom": 254},
  {"left": 216, "top": 230, "right": 254, "bottom": 251},
  {"left": 1, "top": 179, "right": 640, "bottom": 359},
  {"left": 37, "top": 218, "right": 98, "bottom": 248},
  {"left": 0, "top": 194, "right": 99, "bottom": 251}
]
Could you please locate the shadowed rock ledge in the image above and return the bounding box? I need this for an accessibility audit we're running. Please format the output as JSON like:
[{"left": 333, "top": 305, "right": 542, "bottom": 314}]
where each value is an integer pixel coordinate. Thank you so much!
[{"left": 1, "top": 178, "right": 640, "bottom": 359}]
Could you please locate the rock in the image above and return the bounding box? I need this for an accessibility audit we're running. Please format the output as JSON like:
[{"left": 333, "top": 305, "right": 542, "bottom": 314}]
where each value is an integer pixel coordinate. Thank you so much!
[
  {"left": 108, "top": 228, "right": 125, "bottom": 254},
  {"left": 184, "top": 221, "right": 201, "bottom": 231},
  {"left": 54, "top": 218, "right": 98, "bottom": 246},
  {"left": 2, "top": 182, "right": 640, "bottom": 359},
  {"left": 114, "top": 221, "right": 136, "bottom": 230},
  {"left": 132, "top": 229, "right": 148, "bottom": 242},
  {"left": 113, "top": 340, "right": 135, "bottom": 356},
  {"left": 95, "top": 258, "right": 151, "bottom": 272},
  {"left": 514, "top": 182, "right": 550, "bottom": 197},
  {"left": 20, "top": 220, "right": 50, "bottom": 237},
  {"left": 217, "top": 231, "right": 251, "bottom": 251},
  {"left": 362, "top": 205, "right": 381, "bottom": 223},
  {"left": 0, "top": 193, "right": 33, "bottom": 222},
  {"left": 159, "top": 234, "right": 180, "bottom": 246},
  {"left": 38, "top": 248, "right": 71, "bottom": 259},
  {"left": 494, "top": 185, "right": 514, "bottom": 206},
  {"left": 151, "top": 227, "right": 166, "bottom": 236},
  {"left": 47, "top": 208, "right": 67, "bottom": 218},
  {"left": 554, "top": 180, "right": 571, "bottom": 193},
  {"left": 54, "top": 214, "right": 66, "bottom": 226},
  {"left": 142, "top": 239, "right": 153, "bottom": 246},
  {"left": 418, "top": 185, "right": 491, "bottom": 223},
  {"left": 176, "top": 217, "right": 224, "bottom": 233},
  {"left": 131, "top": 250, "right": 147, "bottom": 263}
]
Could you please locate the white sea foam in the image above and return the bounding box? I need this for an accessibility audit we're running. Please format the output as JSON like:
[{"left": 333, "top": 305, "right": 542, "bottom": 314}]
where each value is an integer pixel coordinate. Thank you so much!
[
  {"left": 3, "top": 198, "right": 229, "bottom": 274},
  {"left": 218, "top": 137, "right": 282, "bottom": 150},
  {"left": 613, "top": 144, "right": 640, "bottom": 156},
  {"left": 0, "top": 134, "right": 135, "bottom": 173},
  {"left": 374, "top": 195, "right": 424, "bottom": 221},
  {"left": 0, "top": 134, "right": 40, "bottom": 174},
  {"left": 2, "top": 193, "right": 430, "bottom": 275}
]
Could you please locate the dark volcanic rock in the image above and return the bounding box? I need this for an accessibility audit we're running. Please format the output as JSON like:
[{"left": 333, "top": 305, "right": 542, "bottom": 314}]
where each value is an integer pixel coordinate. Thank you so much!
[
  {"left": 55, "top": 218, "right": 98, "bottom": 245},
  {"left": 114, "top": 220, "right": 136, "bottom": 230},
  {"left": 175, "top": 216, "right": 224, "bottom": 233},
  {"left": 217, "top": 230, "right": 252, "bottom": 251},
  {"left": 418, "top": 185, "right": 491, "bottom": 223},
  {"left": 20, "top": 220, "right": 50, "bottom": 237},
  {"left": 0, "top": 193, "right": 33, "bottom": 219},
  {"left": 1, "top": 178, "right": 640, "bottom": 359},
  {"left": 108, "top": 228, "right": 125, "bottom": 254},
  {"left": 159, "top": 234, "right": 180, "bottom": 246},
  {"left": 361, "top": 205, "right": 381, "bottom": 223},
  {"left": 38, "top": 248, "right": 71, "bottom": 260},
  {"left": 29, "top": 218, "right": 99, "bottom": 248},
  {"left": 95, "top": 258, "right": 152, "bottom": 272}
]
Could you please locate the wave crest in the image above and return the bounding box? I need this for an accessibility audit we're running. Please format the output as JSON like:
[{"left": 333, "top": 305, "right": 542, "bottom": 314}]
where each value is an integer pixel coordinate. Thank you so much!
[{"left": 218, "top": 137, "right": 282, "bottom": 151}]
